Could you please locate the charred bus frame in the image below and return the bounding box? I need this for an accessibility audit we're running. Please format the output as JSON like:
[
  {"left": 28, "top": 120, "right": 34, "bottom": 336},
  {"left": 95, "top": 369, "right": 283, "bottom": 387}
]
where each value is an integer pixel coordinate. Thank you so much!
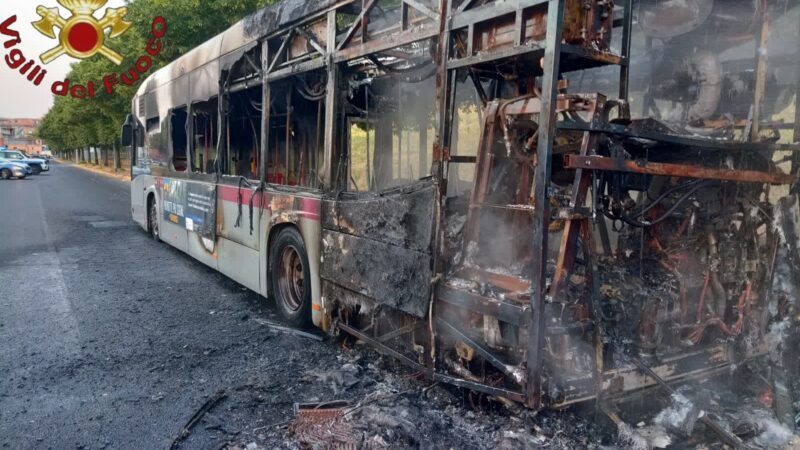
[{"left": 125, "top": 0, "right": 800, "bottom": 412}]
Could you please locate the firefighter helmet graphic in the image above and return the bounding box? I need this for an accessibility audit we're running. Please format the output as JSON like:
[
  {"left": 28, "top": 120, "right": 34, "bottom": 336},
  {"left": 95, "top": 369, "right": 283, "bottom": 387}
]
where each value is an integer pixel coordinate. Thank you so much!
[{"left": 32, "top": 0, "right": 131, "bottom": 65}]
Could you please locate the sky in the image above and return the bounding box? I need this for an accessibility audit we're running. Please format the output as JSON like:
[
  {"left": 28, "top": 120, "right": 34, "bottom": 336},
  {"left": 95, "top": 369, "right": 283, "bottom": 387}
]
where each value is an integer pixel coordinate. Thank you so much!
[{"left": 0, "top": 0, "right": 126, "bottom": 119}]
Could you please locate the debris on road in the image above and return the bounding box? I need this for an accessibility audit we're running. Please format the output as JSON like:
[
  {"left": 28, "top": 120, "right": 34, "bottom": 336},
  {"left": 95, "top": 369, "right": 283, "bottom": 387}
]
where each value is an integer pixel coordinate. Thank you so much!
[
  {"left": 253, "top": 318, "right": 324, "bottom": 342},
  {"left": 170, "top": 389, "right": 228, "bottom": 450}
]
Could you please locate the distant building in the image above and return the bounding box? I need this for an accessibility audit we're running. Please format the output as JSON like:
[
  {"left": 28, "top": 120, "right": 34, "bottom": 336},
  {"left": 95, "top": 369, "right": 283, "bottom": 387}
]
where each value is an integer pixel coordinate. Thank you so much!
[{"left": 0, "top": 118, "right": 45, "bottom": 155}]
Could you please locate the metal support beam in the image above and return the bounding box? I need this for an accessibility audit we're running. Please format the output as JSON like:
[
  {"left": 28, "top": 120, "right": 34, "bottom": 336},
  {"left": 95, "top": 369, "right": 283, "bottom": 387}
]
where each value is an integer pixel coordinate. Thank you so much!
[
  {"left": 296, "top": 27, "right": 327, "bottom": 57},
  {"left": 322, "top": 10, "right": 339, "bottom": 190},
  {"left": 337, "top": 0, "right": 378, "bottom": 51},
  {"left": 618, "top": 0, "right": 633, "bottom": 100},
  {"left": 751, "top": 0, "right": 770, "bottom": 142},
  {"left": 563, "top": 154, "right": 794, "bottom": 185},
  {"left": 403, "top": 0, "right": 439, "bottom": 21},
  {"left": 527, "top": 0, "right": 564, "bottom": 410},
  {"left": 267, "top": 29, "right": 294, "bottom": 74},
  {"left": 436, "top": 318, "right": 525, "bottom": 386}
]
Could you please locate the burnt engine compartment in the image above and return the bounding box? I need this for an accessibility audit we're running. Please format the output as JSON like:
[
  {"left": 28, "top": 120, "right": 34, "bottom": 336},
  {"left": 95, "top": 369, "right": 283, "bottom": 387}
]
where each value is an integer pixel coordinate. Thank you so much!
[
  {"left": 315, "top": 2, "right": 800, "bottom": 440},
  {"left": 440, "top": 104, "right": 791, "bottom": 407}
]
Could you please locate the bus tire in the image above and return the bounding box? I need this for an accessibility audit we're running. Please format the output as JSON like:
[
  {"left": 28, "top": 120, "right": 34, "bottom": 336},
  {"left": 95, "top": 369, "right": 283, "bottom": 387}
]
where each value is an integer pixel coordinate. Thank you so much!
[
  {"left": 147, "top": 195, "right": 160, "bottom": 242},
  {"left": 270, "top": 227, "right": 311, "bottom": 328}
]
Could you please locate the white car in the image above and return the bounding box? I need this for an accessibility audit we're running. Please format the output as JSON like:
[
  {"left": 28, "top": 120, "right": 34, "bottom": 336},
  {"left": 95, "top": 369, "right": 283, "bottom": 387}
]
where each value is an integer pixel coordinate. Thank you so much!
[
  {"left": 0, "top": 157, "right": 29, "bottom": 179},
  {"left": 0, "top": 150, "right": 49, "bottom": 175}
]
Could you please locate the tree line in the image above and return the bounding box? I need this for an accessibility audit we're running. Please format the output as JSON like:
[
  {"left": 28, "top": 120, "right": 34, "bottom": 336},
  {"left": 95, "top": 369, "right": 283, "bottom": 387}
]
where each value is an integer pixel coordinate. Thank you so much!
[{"left": 37, "top": 0, "right": 275, "bottom": 160}]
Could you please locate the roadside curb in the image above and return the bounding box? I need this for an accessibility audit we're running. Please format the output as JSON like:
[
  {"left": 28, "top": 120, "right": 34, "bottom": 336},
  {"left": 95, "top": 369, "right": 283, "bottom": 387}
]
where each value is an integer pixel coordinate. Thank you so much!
[{"left": 59, "top": 161, "right": 131, "bottom": 183}]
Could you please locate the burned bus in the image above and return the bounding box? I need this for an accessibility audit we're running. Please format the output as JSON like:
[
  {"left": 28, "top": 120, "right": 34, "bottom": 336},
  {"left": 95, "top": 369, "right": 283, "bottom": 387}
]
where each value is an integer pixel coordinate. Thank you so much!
[{"left": 124, "top": 0, "right": 800, "bottom": 417}]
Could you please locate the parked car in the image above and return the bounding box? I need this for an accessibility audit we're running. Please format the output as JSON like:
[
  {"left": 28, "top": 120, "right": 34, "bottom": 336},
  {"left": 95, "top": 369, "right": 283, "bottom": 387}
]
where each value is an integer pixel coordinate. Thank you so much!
[
  {"left": 0, "top": 150, "right": 49, "bottom": 175},
  {"left": 0, "top": 157, "right": 31, "bottom": 176},
  {"left": 0, "top": 158, "right": 29, "bottom": 179}
]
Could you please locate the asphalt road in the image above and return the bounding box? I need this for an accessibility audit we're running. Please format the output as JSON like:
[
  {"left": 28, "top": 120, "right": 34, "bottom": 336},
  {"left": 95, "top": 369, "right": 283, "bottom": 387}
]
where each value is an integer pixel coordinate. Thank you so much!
[
  {"left": 0, "top": 164, "right": 342, "bottom": 449},
  {"left": 0, "top": 164, "right": 609, "bottom": 450}
]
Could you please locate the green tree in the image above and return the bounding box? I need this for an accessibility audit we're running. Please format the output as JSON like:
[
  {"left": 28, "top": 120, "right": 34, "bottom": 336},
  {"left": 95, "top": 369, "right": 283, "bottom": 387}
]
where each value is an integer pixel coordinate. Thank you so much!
[{"left": 38, "top": 0, "right": 276, "bottom": 154}]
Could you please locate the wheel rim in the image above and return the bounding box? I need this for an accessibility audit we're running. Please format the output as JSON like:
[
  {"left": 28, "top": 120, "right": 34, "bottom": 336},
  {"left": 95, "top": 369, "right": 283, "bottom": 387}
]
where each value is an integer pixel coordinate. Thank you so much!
[
  {"left": 277, "top": 245, "right": 305, "bottom": 312},
  {"left": 149, "top": 201, "right": 159, "bottom": 238},
  {"left": 0, "top": 170, "right": 9, "bottom": 179}
]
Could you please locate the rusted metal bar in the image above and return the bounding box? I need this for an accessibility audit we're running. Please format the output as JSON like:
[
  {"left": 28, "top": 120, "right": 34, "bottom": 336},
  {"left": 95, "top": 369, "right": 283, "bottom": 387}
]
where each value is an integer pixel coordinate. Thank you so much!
[
  {"left": 550, "top": 96, "right": 606, "bottom": 298},
  {"left": 564, "top": 155, "right": 794, "bottom": 185},
  {"left": 550, "top": 101, "right": 603, "bottom": 302},
  {"left": 527, "top": 0, "right": 565, "bottom": 410}
]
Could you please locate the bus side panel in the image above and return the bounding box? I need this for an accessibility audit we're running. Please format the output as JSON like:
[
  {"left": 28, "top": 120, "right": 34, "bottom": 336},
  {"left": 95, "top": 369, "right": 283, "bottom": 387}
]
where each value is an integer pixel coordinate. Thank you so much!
[
  {"left": 217, "top": 182, "right": 261, "bottom": 250},
  {"left": 218, "top": 237, "right": 261, "bottom": 293},
  {"left": 187, "top": 232, "right": 219, "bottom": 270},
  {"left": 131, "top": 174, "right": 149, "bottom": 231},
  {"left": 160, "top": 219, "right": 189, "bottom": 252},
  {"left": 216, "top": 183, "right": 262, "bottom": 293}
]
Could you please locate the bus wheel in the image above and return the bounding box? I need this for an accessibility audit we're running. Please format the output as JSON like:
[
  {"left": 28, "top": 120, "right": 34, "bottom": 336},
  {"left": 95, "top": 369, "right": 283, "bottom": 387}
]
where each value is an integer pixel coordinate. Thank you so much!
[
  {"left": 270, "top": 227, "right": 311, "bottom": 328},
  {"left": 148, "top": 196, "right": 160, "bottom": 242}
]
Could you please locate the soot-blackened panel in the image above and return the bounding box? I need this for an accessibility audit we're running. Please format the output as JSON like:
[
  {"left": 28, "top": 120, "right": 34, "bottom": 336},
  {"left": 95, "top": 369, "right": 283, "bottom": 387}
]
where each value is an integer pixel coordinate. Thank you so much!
[
  {"left": 322, "top": 180, "right": 436, "bottom": 253},
  {"left": 321, "top": 230, "right": 432, "bottom": 318}
]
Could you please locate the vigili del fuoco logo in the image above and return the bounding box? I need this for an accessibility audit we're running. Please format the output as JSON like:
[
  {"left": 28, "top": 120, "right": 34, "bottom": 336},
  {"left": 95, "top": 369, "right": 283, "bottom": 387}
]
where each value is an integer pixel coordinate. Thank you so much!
[{"left": 0, "top": 0, "right": 167, "bottom": 99}]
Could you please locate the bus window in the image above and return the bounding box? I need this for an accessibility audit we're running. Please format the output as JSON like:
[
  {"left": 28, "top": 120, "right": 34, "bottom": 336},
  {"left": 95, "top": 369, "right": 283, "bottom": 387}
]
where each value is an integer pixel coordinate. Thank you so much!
[
  {"left": 144, "top": 116, "right": 165, "bottom": 169},
  {"left": 346, "top": 73, "right": 435, "bottom": 192},
  {"left": 348, "top": 120, "right": 375, "bottom": 192},
  {"left": 226, "top": 86, "right": 261, "bottom": 180},
  {"left": 267, "top": 73, "right": 325, "bottom": 188},
  {"left": 192, "top": 98, "right": 218, "bottom": 174},
  {"left": 171, "top": 107, "right": 189, "bottom": 172}
]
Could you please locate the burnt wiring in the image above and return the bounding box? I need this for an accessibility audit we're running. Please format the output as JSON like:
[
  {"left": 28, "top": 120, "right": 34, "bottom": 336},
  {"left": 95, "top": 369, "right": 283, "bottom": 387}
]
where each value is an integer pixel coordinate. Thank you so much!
[
  {"left": 295, "top": 73, "right": 327, "bottom": 102},
  {"left": 603, "top": 179, "right": 715, "bottom": 228},
  {"left": 234, "top": 176, "right": 260, "bottom": 235}
]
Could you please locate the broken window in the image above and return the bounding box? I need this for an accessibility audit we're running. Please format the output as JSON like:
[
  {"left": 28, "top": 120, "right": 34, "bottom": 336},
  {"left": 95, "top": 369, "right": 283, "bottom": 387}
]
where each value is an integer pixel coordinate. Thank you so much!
[
  {"left": 225, "top": 86, "right": 262, "bottom": 179},
  {"left": 267, "top": 73, "right": 325, "bottom": 188},
  {"left": 144, "top": 116, "right": 167, "bottom": 167},
  {"left": 191, "top": 98, "right": 219, "bottom": 174},
  {"left": 170, "top": 106, "right": 189, "bottom": 172},
  {"left": 218, "top": 45, "right": 263, "bottom": 179},
  {"left": 344, "top": 45, "right": 436, "bottom": 192}
]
